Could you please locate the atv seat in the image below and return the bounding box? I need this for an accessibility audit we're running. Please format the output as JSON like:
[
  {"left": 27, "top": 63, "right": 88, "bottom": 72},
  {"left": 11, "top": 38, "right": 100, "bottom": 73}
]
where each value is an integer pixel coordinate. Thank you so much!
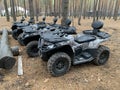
[
  {"left": 83, "top": 30, "right": 110, "bottom": 39},
  {"left": 17, "top": 23, "right": 28, "bottom": 27},
  {"left": 96, "top": 31, "right": 111, "bottom": 39},
  {"left": 23, "top": 27, "right": 36, "bottom": 33},
  {"left": 45, "top": 37, "right": 68, "bottom": 43},
  {"left": 37, "top": 24, "right": 46, "bottom": 29},
  {"left": 75, "top": 35, "right": 96, "bottom": 43},
  {"left": 83, "top": 30, "right": 93, "bottom": 35}
]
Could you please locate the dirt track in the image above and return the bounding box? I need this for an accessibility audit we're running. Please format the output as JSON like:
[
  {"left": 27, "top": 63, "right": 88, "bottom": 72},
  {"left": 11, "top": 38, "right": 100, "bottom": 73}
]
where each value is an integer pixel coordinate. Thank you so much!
[{"left": 0, "top": 17, "right": 120, "bottom": 90}]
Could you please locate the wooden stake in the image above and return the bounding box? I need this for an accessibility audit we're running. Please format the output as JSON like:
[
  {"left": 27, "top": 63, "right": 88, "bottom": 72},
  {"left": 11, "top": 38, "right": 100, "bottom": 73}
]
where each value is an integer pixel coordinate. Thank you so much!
[{"left": 18, "top": 56, "right": 23, "bottom": 76}]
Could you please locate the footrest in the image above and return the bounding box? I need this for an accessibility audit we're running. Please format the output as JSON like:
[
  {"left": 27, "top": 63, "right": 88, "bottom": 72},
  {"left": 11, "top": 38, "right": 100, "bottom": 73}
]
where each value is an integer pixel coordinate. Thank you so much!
[{"left": 81, "top": 52, "right": 91, "bottom": 59}]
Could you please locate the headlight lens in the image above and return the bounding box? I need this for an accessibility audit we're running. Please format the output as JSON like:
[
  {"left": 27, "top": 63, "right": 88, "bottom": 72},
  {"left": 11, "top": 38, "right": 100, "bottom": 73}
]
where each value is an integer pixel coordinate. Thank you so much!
[
  {"left": 24, "top": 34, "right": 29, "bottom": 38},
  {"left": 41, "top": 39, "right": 44, "bottom": 46},
  {"left": 47, "top": 45, "right": 54, "bottom": 48}
]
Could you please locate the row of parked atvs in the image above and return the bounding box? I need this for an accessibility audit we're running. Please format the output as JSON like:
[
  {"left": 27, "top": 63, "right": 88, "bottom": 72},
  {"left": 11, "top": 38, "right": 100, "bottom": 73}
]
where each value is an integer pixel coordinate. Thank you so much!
[{"left": 11, "top": 17, "right": 111, "bottom": 76}]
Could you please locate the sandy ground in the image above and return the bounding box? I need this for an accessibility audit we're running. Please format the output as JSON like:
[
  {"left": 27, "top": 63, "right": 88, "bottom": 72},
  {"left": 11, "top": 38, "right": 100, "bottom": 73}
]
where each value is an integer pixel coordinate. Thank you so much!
[{"left": 0, "top": 17, "right": 120, "bottom": 90}]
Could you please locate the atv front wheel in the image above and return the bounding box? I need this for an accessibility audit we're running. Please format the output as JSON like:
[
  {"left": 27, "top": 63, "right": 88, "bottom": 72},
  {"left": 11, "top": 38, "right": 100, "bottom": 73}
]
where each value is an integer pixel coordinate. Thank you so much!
[
  {"left": 18, "top": 33, "right": 24, "bottom": 46},
  {"left": 26, "top": 41, "right": 39, "bottom": 57},
  {"left": 93, "top": 45, "right": 110, "bottom": 66},
  {"left": 47, "top": 52, "right": 71, "bottom": 77}
]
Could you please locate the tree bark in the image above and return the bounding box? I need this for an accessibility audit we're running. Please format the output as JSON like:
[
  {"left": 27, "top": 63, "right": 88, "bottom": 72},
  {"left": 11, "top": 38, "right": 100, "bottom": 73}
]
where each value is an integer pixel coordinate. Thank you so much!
[
  {"left": 58, "top": 0, "right": 61, "bottom": 18},
  {"left": 23, "top": 0, "right": 27, "bottom": 18},
  {"left": 4, "top": 0, "right": 10, "bottom": 21},
  {"left": 113, "top": 0, "right": 120, "bottom": 20},
  {"left": 96, "top": 0, "right": 101, "bottom": 20},
  {"left": 93, "top": 0, "right": 98, "bottom": 22},
  {"left": 54, "top": 0, "right": 56, "bottom": 16},
  {"left": 10, "top": 0, "right": 16, "bottom": 21},
  {"left": 29, "top": 0, "right": 34, "bottom": 19},
  {"left": 83, "top": 0, "right": 87, "bottom": 19},
  {"left": 35, "top": 0, "right": 39, "bottom": 21},
  {"left": 108, "top": 0, "right": 114, "bottom": 19},
  {"left": 61, "top": 0, "right": 69, "bottom": 26},
  {"left": 78, "top": 0, "right": 83, "bottom": 25}
]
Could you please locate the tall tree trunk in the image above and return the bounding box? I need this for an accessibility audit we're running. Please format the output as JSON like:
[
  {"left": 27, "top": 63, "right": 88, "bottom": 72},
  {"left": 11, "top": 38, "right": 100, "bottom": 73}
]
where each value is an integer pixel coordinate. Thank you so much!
[
  {"left": 103, "top": 0, "right": 108, "bottom": 20},
  {"left": 100, "top": 0, "right": 104, "bottom": 19},
  {"left": 48, "top": 0, "right": 52, "bottom": 16},
  {"left": 10, "top": 0, "right": 16, "bottom": 21},
  {"left": 35, "top": 0, "right": 39, "bottom": 21},
  {"left": 61, "top": 0, "right": 69, "bottom": 26},
  {"left": 78, "top": 0, "right": 83, "bottom": 25},
  {"left": 16, "top": 0, "right": 20, "bottom": 16},
  {"left": 29, "top": 0, "right": 34, "bottom": 19},
  {"left": 72, "top": 0, "right": 75, "bottom": 26},
  {"left": 23, "top": 0, "right": 27, "bottom": 18},
  {"left": 83, "top": 0, "right": 87, "bottom": 19},
  {"left": 96, "top": 0, "right": 101, "bottom": 20},
  {"left": 93, "top": 0, "right": 98, "bottom": 22},
  {"left": 88, "top": 0, "right": 91, "bottom": 19},
  {"left": 4, "top": 0, "right": 10, "bottom": 21},
  {"left": 44, "top": 0, "right": 47, "bottom": 16},
  {"left": 10, "top": 0, "right": 13, "bottom": 17},
  {"left": 108, "top": 0, "right": 114, "bottom": 19},
  {"left": 113, "top": 0, "right": 120, "bottom": 20},
  {"left": 54, "top": 0, "right": 57, "bottom": 17},
  {"left": 58, "top": 0, "right": 61, "bottom": 18},
  {"left": 69, "top": 0, "right": 72, "bottom": 17},
  {"left": 14, "top": 0, "right": 17, "bottom": 16}
]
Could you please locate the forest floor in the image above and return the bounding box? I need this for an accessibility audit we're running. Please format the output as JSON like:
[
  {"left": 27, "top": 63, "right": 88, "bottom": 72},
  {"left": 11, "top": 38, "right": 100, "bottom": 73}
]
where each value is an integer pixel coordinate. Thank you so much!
[{"left": 0, "top": 17, "right": 120, "bottom": 90}]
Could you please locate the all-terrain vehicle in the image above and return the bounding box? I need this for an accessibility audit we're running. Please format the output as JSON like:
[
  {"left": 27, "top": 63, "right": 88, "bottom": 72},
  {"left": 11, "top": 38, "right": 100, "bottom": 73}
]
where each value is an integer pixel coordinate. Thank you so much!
[
  {"left": 38, "top": 21, "right": 111, "bottom": 77},
  {"left": 17, "top": 17, "right": 58, "bottom": 46},
  {"left": 19, "top": 18, "right": 76, "bottom": 57},
  {"left": 11, "top": 17, "right": 35, "bottom": 31},
  {"left": 17, "top": 17, "right": 48, "bottom": 45},
  {"left": 11, "top": 18, "right": 36, "bottom": 40}
]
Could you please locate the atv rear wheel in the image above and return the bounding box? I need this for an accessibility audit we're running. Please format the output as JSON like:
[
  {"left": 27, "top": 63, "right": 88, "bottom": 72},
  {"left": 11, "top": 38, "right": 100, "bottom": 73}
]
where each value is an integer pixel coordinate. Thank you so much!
[
  {"left": 18, "top": 33, "right": 24, "bottom": 46},
  {"left": 93, "top": 45, "right": 110, "bottom": 66},
  {"left": 47, "top": 52, "right": 71, "bottom": 77},
  {"left": 26, "top": 41, "right": 39, "bottom": 57}
]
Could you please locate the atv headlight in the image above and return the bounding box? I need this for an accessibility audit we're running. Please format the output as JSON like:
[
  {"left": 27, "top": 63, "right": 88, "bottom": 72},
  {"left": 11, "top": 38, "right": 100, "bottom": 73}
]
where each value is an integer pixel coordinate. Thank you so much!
[
  {"left": 24, "top": 34, "right": 29, "bottom": 38},
  {"left": 32, "top": 32, "right": 37, "bottom": 36},
  {"left": 41, "top": 39, "right": 44, "bottom": 46},
  {"left": 47, "top": 45, "right": 54, "bottom": 49}
]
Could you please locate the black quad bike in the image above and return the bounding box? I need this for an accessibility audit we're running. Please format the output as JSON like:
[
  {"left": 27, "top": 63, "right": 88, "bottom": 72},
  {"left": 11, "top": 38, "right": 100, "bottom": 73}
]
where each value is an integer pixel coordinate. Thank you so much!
[
  {"left": 17, "top": 17, "right": 47, "bottom": 46},
  {"left": 18, "top": 18, "right": 76, "bottom": 57},
  {"left": 11, "top": 18, "right": 36, "bottom": 40},
  {"left": 11, "top": 17, "right": 35, "bottom": 31},
  {"left": 38, "top": 21, "right": 111, "bottom": 77}
]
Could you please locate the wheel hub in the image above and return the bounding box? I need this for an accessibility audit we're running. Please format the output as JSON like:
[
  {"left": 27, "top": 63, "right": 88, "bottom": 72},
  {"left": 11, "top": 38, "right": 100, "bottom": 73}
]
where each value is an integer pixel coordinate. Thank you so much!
[
  {"left": 32, "top": 45, "right": 38, "bottom": 52},
  {"left": 57, "top": 62, "right": 64, "bottom": 69},
  {"left": 99, "top": 51, "right": 109, "bottom": 63}
]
